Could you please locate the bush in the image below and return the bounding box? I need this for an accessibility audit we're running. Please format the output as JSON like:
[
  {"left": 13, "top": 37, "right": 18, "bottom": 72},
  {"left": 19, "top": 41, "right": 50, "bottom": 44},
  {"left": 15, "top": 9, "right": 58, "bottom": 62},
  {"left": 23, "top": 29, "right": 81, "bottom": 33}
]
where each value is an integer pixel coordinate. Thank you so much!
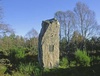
[
  {"left": 8, "top": 47, "right": 26, "bottom": 65},
  {"left": 75, "top": 49, "right": 90, "bottom": 66},
  {"left": 15, "top": 47, "right": 25, "bottom": 59},
  {"left": 19, "top": 63, "right": 33, "bottom": 74},
  {"left": 18, "top": 63, "right": 41, "bottom": 76},
  {"left": 12, "top": 72, "right": 26, "bottom": 76},
  {"left": 0, "top": 64, "right": 7, "bottom": 75},
  {"left": 90, "top": 56, "right": 100, "bottom": 65},
  {"left": 59, "top": 57, "right": 68, "bottom": 68},
  {"left": 9, "top": 47, "right": 26, "bottom": 59}
]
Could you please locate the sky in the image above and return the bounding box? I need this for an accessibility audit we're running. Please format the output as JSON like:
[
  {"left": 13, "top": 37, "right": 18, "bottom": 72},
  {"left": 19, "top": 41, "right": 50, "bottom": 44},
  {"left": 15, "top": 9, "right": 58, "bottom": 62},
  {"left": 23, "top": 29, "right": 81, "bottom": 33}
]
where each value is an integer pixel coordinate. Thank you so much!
[{"left": 0, "top": 0, "right": 100, "bottom": 37}]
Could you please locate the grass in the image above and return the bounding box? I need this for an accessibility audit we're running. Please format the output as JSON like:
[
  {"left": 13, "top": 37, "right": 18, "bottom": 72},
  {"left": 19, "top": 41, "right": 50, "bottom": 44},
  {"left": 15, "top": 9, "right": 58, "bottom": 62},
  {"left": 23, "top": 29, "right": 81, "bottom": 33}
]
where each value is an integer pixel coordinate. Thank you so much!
[
  {"left": 2, "top": 72, "right": 26, "bottom": 76},
  {"left": 0, "top": 64, "right": 7, "bottom": 75},
  {"left": 43, "top": 64, "right": 100, "bottom": 76},
  {"left": 0, "top": 63, "right": 100, "bottom": 76},
  {"left": 0, "top": 49, "right": 100, "bottom": 76}
]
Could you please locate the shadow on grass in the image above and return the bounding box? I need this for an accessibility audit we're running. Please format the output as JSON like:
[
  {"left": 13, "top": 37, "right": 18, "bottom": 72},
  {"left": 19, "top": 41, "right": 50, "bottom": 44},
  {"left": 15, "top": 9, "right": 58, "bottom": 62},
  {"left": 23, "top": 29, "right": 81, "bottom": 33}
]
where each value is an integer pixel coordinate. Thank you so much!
[
  {"left": 43, "top": 64, "right": 100, "bottom": 76},
  {"left": 1, "top": 51, "right": 100, "bottom": 76}
]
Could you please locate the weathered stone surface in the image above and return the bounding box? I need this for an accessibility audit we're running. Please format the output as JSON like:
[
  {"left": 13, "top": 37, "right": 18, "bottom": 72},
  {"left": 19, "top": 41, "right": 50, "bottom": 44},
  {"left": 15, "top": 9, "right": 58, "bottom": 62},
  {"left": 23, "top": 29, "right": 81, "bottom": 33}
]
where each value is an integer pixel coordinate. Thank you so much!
[{"left": 38, "top": 18, "right": 60, "bottom": 68}]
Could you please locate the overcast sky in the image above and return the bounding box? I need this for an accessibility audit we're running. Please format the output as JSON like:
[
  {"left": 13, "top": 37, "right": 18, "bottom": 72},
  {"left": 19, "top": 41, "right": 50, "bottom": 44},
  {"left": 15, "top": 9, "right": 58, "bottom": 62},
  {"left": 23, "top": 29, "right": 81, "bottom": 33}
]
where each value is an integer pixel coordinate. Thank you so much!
[{"left": 1, "top": 0, "right": 100, "bottom": 36}]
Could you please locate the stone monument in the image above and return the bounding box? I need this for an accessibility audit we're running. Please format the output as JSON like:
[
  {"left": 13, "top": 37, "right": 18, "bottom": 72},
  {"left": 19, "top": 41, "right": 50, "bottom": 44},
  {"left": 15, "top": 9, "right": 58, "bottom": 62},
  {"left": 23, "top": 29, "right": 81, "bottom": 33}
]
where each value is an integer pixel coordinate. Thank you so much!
[{"left": 38, "top": 18, "right": 60, "bottom": 68}]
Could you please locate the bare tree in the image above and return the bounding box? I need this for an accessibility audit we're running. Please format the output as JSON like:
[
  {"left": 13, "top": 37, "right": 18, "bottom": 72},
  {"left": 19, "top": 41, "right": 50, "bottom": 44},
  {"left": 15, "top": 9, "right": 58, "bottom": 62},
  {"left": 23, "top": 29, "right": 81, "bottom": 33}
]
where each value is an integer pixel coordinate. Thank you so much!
[
  {"left": 25, "top": 28, "right": 38, "bottom": 39},
  {"left": 74, "top": 2, "right": 98, "bottom": 50},
  {"left": 55, "top": 10, "right": 75, "bottom": 52},
  {"left": 0, "top": 5, "right": 14, "bottom": 36},
  {"left": 55, "top": 10, "right": 75, "bottom": 42},
  {"left": 0, "top": 5, "right": 3, "bottom": 21},
  {"left": 54, "top": 11, "right": 64, "bottom": 40},
  {"left": 74, "top": 2, "right": 98, "bottom": 38},
  {"left": 64, "top": 10, "right": 75, "bottom": 43},
  {"left": 25, "top": 28, "right": 38, "bottom": 51}
]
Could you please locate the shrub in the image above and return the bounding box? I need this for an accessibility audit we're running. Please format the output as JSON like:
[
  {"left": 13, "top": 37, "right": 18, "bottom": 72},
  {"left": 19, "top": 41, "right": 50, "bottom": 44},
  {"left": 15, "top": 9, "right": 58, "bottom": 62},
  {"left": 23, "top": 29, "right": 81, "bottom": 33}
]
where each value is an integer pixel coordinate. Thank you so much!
[
  {"left": 9, "top": 47, "right": 26, "bottom": 59},
  {"left": 8, "top": 47, "right": 26, "bottom": 65},
  {"left": 18, "top": 63, "right": 41, "bottom": 76},
  {"left": 75, "top": 49, "right": 90, "bottom": 66},
  {"left": 0, "top": 64, "right": 7, "bottom": 75},
  {"left": 15, "top": 47, "right": 25, "bottom": 59},
  {"left": 90, "top": 56, "right": 100, "bottom": 65},
  {"left": 13, "top": 72, "right": 26, "bottom": 76},
  {"left": 59, "top": 57, "right": 68, "bottom": 68}
]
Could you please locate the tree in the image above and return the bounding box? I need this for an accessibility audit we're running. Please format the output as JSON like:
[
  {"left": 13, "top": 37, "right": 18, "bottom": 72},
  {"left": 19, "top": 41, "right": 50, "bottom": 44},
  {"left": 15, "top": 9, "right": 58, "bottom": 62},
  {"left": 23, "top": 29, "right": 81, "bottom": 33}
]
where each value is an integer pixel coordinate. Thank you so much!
[
  {"left": 0, "top": 24, "right": 14, "bottom": 36},
  {"left": 25, "top": 28, "right": 38, "bottom": 39},
  {"left": 54, "top": 11, "right": 64, "bottom": 40},
  {"left": 0, "top": 4, "right": 14, "bottom": 54},
  {"left": 71, "top": 31, "right": 83, "bottom": 50},
  {"left": 25, "top": 28, "right": 38, "bottom": 55},
  {"left": 55, "top": 10, "right": 75, "bottom": 52},
  {"left": 0, "top": 4, "right": 14, "bottom": 37},
  {"left": 64, "top": 10, "right": 75, "bottom": 43},
  {"left": 55, "top": 10, "right": 75, "bottom": 42},
  {"left": 74, "top": 2, "right": 98, "bottom": 50},
  {"left": 0, "top": 4, "right": 3, "bottom": 21}
]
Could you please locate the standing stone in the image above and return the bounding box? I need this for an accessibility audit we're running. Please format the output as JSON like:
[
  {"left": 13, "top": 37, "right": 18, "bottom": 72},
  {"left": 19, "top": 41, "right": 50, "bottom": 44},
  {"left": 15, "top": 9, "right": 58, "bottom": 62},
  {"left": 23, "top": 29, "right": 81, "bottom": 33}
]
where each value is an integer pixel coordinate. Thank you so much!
[{"left": 38, "top": 18, "right": 60, "bottom": 68}]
